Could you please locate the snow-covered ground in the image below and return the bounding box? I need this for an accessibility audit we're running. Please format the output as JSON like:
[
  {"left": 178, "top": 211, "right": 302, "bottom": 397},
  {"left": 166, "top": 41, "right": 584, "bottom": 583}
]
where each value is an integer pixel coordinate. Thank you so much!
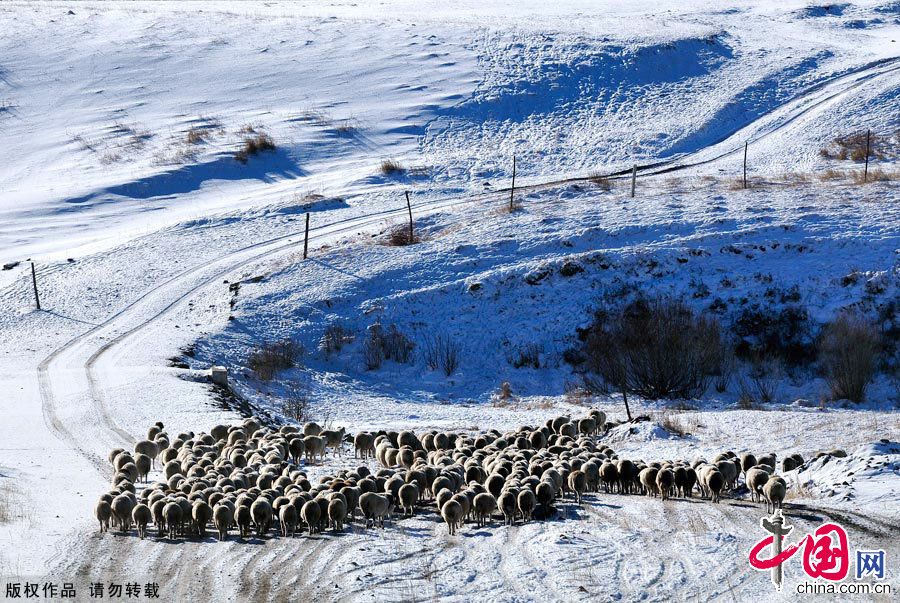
[{"left": 0, "top": 1, "right": 898, "bottom": 601}]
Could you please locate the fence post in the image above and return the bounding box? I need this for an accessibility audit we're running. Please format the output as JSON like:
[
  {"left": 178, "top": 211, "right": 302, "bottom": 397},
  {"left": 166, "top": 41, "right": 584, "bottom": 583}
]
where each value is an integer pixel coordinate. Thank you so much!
[
  {"left": 864, "top": 129, "right": 871, "bottom": 183},
  {"left": 743, "top": 141, "right": 748, "bottom": 189},
  {"left": 303, "top": 213, "right": 310, "bottom": 260},
  {"left": 405, "top": 191, "right": 414, "bottom": 242},
  {"left": 30, "top": 261, "right": 41, "bottom": 310},
  {"left": 509, "top": 155, "right": 516, "bottom": 211},
  {"left": 630, "top": 165, "right": 637, "bottom": 198}
]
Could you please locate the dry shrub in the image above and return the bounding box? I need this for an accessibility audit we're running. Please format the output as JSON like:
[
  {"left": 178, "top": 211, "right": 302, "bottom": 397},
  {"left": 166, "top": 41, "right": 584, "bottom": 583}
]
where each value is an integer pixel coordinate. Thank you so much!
[
  {"left": 583, "top": 297, "right": 726, "bottom": 400},
  {"left": 818, "top": 168, "right": 846, "bottom": 182},
  {"left": 235, "top": 133, "right": 276, "bottom": 163},
  {"left": 852, "top": 168, "right": 897, "bottom": 184},
  {"left": 821, "top": 131, "right": 886, "bottom": 162},
  {"left": 320, "top": 322, "right": 354, "bottom": 357},
  {"left": 384, "top": 224, "right": 420, "bottom": 247},
  {"left": 658, "top": 411, "right": 690, "bottom": 436},
  {"left": 818, "top": 312, "right": 881, "bottom": 403},
  {"left": 423, "top": 334, "right": 461, "bottom": 376},
  {"left": 588, "top": 172, "right": 612, "bottom": 191},
  {"left": 248, "top": 339, "right": 303, "bottom": 380},
  {"left": 280, "top": 382, "right": 309, "bottom": 422},
  {"left": 363, "top": 323, "right": 414, "bottom": 369},
  {"left": 380, "top": 158, "right": 404, "bottom": 175},
  {"left": 186, "top": 127, "right": 205, "bottom": 145},
  {"left": 510, "top": 343, "right": 542, "bottom": 369},
  {"left": 738, "top": 356, "right": 782, "bottom": 404},
  {"left": 491, "top": 381, "right": 516, "bottom": 406}
]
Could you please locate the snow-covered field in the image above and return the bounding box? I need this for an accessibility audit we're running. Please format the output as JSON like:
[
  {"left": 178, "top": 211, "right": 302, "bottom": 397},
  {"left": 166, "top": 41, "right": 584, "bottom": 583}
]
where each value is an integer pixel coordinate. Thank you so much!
[{"left": 0, "top": 1, "right": 898, "bottom": 601}]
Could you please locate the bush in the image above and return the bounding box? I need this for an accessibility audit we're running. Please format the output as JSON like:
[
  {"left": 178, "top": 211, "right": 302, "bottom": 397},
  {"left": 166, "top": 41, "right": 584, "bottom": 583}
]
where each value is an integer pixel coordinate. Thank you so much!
[
  {"left": 280, "top": 382, "right": 309, "bottom": 422},
  {"left": 583, "top": 297, "right": 725, "bottom": 400},
  {"left": 384, "top": 224, "right": 420, "bottom": 247},
  {"left": 733, "top": 303, "right": 814, "bottom": 366},
  {"left": 423, "top": 334, "right": 461, "bottom": 376},
  {"left": 247, "top": 339, "right": 303, "bottom": 380},
  {"left": 320, "top": 322, "right": 354, "bottom": 357},
  {"left": 363, "top": 323, "right": 414, "bottom": 370},
  {"left": 510, "top": 343, "right": 542, "bottom": 369},
  {"left": 818, "top": 312, "right": 881, "bottom": 403},
  {"left": 235, "top": 133, "right": 275, "bottom": 163}
]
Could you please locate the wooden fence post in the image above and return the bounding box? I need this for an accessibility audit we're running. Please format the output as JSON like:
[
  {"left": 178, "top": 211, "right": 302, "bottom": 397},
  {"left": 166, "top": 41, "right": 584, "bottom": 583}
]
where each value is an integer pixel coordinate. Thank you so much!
[
  {"left": 405, "top": 191, "right": 414, "bottom": 242},
  {"left": 743, "top": 141, "right": 748, "bottom": 189},
  {"left": 303, "top": 213, "right": 310, "bottom": 260},
  {"left": 864, "top": 129, "right": 871, "bottom": 183},
  {"left": 30, "top": 261, "right": 41, "bottom": 310},
  {"left": 509, "top": 155, "right": 516, "bottom": 211},
  {"left": 630, "top": 165, "right": 637, "bottom": 198}
]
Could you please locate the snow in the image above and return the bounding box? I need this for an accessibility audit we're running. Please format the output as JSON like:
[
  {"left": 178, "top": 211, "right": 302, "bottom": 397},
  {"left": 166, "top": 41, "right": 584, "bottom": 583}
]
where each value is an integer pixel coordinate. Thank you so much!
[{"left": 0, "top": 1, "right": 898, "bottom": 600}]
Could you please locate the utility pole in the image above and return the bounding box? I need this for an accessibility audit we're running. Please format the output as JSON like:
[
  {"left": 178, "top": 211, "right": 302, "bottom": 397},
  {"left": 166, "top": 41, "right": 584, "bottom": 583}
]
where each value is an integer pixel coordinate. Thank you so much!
[
  {"left": 509, "top": 155, "right": 517, "bottom": 211},
  {"left": 630, "top": 165, "right": 637, "bottom": 198}
]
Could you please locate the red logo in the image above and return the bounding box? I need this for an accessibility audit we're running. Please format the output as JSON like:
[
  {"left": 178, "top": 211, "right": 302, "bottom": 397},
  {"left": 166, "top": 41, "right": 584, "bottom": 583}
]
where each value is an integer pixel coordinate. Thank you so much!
[{"left": 748, "top": 511, "right": 850, "bottom": 590}]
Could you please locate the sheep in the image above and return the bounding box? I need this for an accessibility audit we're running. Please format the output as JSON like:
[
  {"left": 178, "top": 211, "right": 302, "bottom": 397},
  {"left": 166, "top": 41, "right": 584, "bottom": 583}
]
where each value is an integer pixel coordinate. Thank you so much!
[
  {"left": 441, "top": 499, "right": 464, "bottom": 535},
  {"left": 638, "top": 467, "right": 658, "bottom": 497},
  {"left": 763, "top": 476, "right": 787, "bottom": 514},
  {"left": 517, "top": 489, "right": 536, "bottom": 522},
  {"left": 214, "top": 504, "right": 232, "bottom": 540},
  {"left": 704, "top": 469, "right": 725, "bottom": 503},
  {"left": 359, "top": 492, "right": 394, "bottom": 529},
  {"left": 134, "top": 440, "right": 159, "bottom": 468},
  {"left": 303, "top": 422, "right": 322, "bottom": 436},
  {"left": 193, "top": 501, "right": 212, "bottom": 537},
  {"left": 163, "top": 502, "right": 183, "bottom": 539},
  {"left": 304, "top": 436, "right": 326, "bottom": 464},
  {"left": 498, "top": 490, "right": 518, "bottom": 525},
  {"left": 600, "top": 462, "right": 619, "bottom": 493},
  {"left": 301, "top": 499, "right": 322, "bottom": 534},
  {"left": 656, "top": 468, "right": 675, "bottom": 501},
  {"left": 567, "top": 470, "right": 586, "bottom": 504},
  {"left": 321, "top": 427, "right": 346, "bottom": 457},
  {"left": 234, "top": 505, "right": 252, "bottom": 539},
  {"left": 151, "top": 499, "right": 167, "bottom": 537},
  {"left": 95, "top": 499, "right": 112, "bottom": 533},
  {"left": 740, "top": 453, "right": 757, "bottom": 477},
  {"left": 746, "top": 467, "right": 771, "bottom": 504},
  {"left": 271, "top": 502, "right": 295, "bottom": 537},
  {"left": 288, "top": 438, "right": 306, "bottom": 464},
  {"left": 473, "top": 492, "right": 497, "bottom": 527},
  {"left": 111, "top": 494, "right": 135, "bottom": 534},
  {"left": 132, "top": 503, "right": 151, "bottom": 539},
  {"left": 354, "top": 432, "right": 375, "bottom": 459},
  {"left": 328, "top": 498, "right": 347, "bottom": 532},
  {"left": 250, "top": 499, "right": 272, "bottom": 537},
  {"left": 398, "top": 483, "right": 419, "bottom": 517}
]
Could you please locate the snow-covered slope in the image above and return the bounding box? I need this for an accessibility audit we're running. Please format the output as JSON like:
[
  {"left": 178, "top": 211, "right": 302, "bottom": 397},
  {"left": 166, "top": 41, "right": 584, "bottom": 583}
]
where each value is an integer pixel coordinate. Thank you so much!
[{"left": 0, "top": 2, "right": 899, "bottom": 601}]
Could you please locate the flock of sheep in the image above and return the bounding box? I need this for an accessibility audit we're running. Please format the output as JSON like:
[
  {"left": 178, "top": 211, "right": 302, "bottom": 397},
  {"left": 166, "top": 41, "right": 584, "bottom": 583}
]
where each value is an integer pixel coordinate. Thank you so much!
[{"left": 94, "top": 411, "right": 808, "bottom": 540}]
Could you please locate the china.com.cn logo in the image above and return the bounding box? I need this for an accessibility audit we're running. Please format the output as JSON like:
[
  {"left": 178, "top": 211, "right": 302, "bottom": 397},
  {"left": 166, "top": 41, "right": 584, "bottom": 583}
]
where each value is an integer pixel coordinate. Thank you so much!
[{"left": 748, "top": 509, "right": 887, "bottom": 592}]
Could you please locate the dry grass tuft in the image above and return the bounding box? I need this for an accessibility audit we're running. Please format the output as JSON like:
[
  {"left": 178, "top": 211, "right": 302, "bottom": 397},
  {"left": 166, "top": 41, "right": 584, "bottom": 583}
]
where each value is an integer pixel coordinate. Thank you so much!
[
  {"left": 235, "top": 133, "right": 276, "bottom": 163},
  {"left": 383, "top": 224, "right": 420, "bottom": 247},
  {"left": 380, "top": 158, "right": 405, "bottom": 175},
  {"left": 247, "top": 339, "right": 303, "bottom": 380}
]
